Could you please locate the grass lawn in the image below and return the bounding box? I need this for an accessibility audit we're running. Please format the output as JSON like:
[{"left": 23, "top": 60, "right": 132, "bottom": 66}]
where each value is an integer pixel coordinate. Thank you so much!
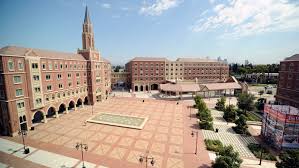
[
  {"left": 247, "top": 143, "right": 277, "bottom": 161},
  {"left": 246, "top": 112, "right": 262, "bottom": 122},
  {"left": 204, "top": 139, "right": 223, "bottom": 152}
]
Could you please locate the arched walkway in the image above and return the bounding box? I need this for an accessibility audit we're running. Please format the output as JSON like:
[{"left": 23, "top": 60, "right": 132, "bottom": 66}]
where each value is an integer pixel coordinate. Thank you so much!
[
  {"left": 146, "top": 85, "right": 149, "bottom": 91},
  {"left": 32, "top": 111, "right": 44, "bottom": 123},
  {"left": 76, "top": 98, "right": 83, "bottom": 108},
  {"left": 151, "top": 84, "right": 159, "bottom": 90},
  {"left": 135, "top": 86, "right": 138, "bottom": 92},
  {"left": 58, "top": 104, "right": 66, "bottom": 114},
  {"left": 46, "top": 107, "right": 56, "bottom": 118},
  {"left": 68, "top": 101, "right": 75, "bottom": 111},
  {"left": 84, "top": 96, "right": 89, "bottom": 105},
  {"left": 140, "top": 85, "right": 144, "bottom": 92}
]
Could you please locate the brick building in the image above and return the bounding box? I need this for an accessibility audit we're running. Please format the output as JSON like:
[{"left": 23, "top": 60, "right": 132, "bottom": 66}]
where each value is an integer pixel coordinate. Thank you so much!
[
  {"left": 125, "top": 57, "right": 229, "bottom": 92},
  {"left": 0, "top": 7, "right": 111, "bottom": 136},
  {"left": 275, "top": 54, "right": 299, "bottom": 107}
]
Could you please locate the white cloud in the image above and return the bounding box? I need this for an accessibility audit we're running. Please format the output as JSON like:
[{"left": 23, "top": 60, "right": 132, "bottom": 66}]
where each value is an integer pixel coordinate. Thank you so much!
[
  {"left": 101, "top": 3, "right": 111, "bottom": 9},
  {"left": 140, "top": 0, "right": 183, "bottom": 16},
  {"left": 191, "top": 0, "right": 299, "bottom": 38},
  {"left": 209, "top": 0, "right": 216, "bottom": 4}
]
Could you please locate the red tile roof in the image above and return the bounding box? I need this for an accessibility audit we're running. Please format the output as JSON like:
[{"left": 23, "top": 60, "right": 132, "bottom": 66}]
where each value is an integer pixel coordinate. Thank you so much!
[
  {"left": 0, "top": 46, "right": 86, "bottom": 60},
  {"left": 285, "top": 54, "right": 299, "bottom": 61},
  {"left": 130, "top": 57, "right": 169, "bottom": 62}
]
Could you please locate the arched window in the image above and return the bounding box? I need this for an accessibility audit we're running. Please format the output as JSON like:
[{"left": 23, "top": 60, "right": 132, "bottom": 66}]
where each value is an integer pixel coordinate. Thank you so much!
[{"left": 8, "top": 59, "right": 14, "bottom": 71}]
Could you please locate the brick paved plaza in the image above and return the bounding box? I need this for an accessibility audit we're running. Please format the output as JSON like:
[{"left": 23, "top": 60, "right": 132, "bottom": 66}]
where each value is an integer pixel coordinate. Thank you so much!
[{"left": 1, "top": 97, "right": 210, "bottom": 168}]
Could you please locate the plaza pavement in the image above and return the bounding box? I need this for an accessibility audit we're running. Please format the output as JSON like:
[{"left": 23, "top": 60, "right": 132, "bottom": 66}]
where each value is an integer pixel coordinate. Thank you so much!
[
  {"left": 202, "top": 109, "right": 276, "bottom": 168},
  {"left": 2, "top": 97, "right": 211, "bottom": 168}
]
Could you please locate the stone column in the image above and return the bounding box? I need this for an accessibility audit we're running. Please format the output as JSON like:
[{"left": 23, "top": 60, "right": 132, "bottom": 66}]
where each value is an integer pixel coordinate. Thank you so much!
[
  {"left": 43, "top": 113, "right": 47, "bottom": 123},
  {"left": 65, "top": 108, "right": 69, "bottom": 114},
  {"left": 55, "top": 111, "right": 59, "bottom": 118},
  {"left": 82, "top": 104, "right": 84, "bottom": 108}
]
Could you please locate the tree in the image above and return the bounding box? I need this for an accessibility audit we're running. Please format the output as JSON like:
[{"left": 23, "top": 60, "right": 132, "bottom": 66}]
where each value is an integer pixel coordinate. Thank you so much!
[
  {"left": 223, "top": 105, "right": 237, "bottom": 122},
  {"left": 194, "top": 96, "right": 207, "bottom": 112},
  {"left": 233, "top": 114, "right": 248, "bottom": 134},
  {"left": 237, "top": 93, "right": 255, "bottom": 115},
  {"left": 276, "top": 150, "right": 299, "bottom": 168},
  {"left": 212, "top": 145, "right": 242, "bottom": 168},
  {"left": 215, "top": 96, "right": 226, "bottom": 111}
]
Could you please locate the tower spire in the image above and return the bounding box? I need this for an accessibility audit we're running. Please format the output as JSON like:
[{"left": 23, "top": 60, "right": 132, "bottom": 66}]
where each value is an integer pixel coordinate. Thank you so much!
[
  {"left": 82, "top": 5, "right": 94, "bottom": 50},
  {"left": 84, "top": 6, "right": 91, "bottom": 24}
]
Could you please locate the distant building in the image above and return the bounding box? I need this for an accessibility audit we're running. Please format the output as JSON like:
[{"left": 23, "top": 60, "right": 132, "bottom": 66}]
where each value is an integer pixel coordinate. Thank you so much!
[
  {"left": 244, "top": 73, "right": 279, "bottom": 84},
  {"left": 125, "top": 57, "right": 229, "bottom": 92},
  {"left": 245, "top": 60, "right": 249, "bottom": 65},
  {"left": 111, "top": 71, "right": 130, "bottom": 88},
  {"left": 0, "top": 7, "right": 111, "bottom": 136},
  {"left": 275, "top": 54, "right": 299, "bottom": 108}
]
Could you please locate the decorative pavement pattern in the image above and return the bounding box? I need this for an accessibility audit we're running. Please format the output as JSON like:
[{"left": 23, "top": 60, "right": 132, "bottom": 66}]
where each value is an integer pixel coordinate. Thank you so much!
[
  {"left": 202, "top": 109, "right": 259, "bottom": 158},
  {"left": 87, "top": 113, "right": 148, "bottom": 129},
  {"left": 4, "top": 97, "right": 209, "bottom": 168}
]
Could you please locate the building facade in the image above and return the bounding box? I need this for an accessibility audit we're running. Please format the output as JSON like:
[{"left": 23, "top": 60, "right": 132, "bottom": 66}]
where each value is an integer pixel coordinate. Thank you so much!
[
  {"left": 111, "top": 71, "right": 130, "bottom": 89},
  {"left": 125, "top": 57, "right": 229, "bottom": 92},
  {"left": 275, "top": 54, "right": 299, "bottom": 108},
  {"left": 0, "top": 7, "right": 111, "bottom": 136}
]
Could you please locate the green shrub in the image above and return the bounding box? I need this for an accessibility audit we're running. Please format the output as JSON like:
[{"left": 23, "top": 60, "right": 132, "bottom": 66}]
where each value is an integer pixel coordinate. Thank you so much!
[
  {"left": 204, "top": 139, "right": 223, "bottom": 152},
  {"left": 199, "top": 120, "right": 214, "bottom": 130},
  {"left": 215, "top": 97, "right": 226, "bottom": 111},
  {"left": 223, "top": 105, "right": 237, "bottom": 122},
  {"left": 199, "top": 108, "right": 213, "bottom": 122},
  {"left": 247, "top": 143, "right": 276, "bottom": 161}
]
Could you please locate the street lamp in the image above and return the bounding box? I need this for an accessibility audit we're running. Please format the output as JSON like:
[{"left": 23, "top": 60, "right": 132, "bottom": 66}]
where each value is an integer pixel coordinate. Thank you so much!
[
  {"left": 139, "top": 150, "right": 155, "bottom": 168},
  {"left": 259, "top": 144, "right": 263, "bottom": 165},
  {"left": 91, "top": 104, "right": 94, "bottom": 115},
  {"left": 75, "top": 142, "right": 88, "bottom": 168},
  {"left": 191, "top": 131, "right": 198, "bottom": 155},
  {"left": 18, "top": 130, "right": 30, "bottom": 154}
]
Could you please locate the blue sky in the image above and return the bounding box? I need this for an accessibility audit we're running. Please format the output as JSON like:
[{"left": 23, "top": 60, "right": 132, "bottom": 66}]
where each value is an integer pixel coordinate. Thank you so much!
[{"left": 1, "top": 0, "right": 299, "bottom": 65}]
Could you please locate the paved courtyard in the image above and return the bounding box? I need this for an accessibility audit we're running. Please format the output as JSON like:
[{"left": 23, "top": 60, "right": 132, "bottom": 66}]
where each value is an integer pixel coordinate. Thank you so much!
[
  {"left": 2, "top": 97, "right": 210, "bottom": 168},
  {"left": 203, "top": 109, "right": 258, "bottom": 158}
]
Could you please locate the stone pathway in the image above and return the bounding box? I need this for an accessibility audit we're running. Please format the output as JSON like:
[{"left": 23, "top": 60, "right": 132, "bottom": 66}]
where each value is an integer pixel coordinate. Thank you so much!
[
  {"left": 0, "top": 138, "right": 107, "bottom": 168},
  {"left": 203, "top": 110, "right": 258, "bottom": 158}
]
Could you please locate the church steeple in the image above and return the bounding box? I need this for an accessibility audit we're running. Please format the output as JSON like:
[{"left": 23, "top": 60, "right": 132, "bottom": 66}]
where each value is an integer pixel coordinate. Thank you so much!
[
  {"left": 82, "top": 6, "right": 94, "bottom": 50},
  {"left": 84, "top": 6, "right": 91, "bottom": 24}
]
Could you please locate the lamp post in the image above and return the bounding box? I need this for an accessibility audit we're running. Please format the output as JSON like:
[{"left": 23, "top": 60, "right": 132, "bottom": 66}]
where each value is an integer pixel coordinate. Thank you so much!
[
  {"left": 139, "top": 150, "right": 155, "bottom": 168},
  {"left": 18, "top": 130, "right": 30, "bottom": 154},
  {"left": 189, "top": 106, "right": 192, "bottom": 120},
  {"left": 259, "top": 144, "right": 263, "bottom": 165},
  {"left": 91, "top": 104, "right": 94, "bottom": 115},
  {"left": 191, "top": 131, "right": 198, "bottom": 155},
  {"left": 75, "top": 142, "right": 88, "bottom": 168}
]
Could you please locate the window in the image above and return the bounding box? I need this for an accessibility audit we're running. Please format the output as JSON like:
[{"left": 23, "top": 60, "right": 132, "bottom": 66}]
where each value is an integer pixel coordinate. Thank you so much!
[
  {"left": 77, "top": 81, "right": 80, "bottom": 85},
  {"left": 59, "top": 84, "right": 63, "bottom": 89},
  {"left": 17, "top": 101, "right": 25, "bottom": 109},
  {"left": 60, "top": 64, "right": 63, "bottom": 69},
  {"left": 55, "top": 63, "right": 58, "bottom": 69},
  {"left": 18, "top": 61, "right": 24, "bottom": 70},
  {"left": 32, "top": 63, "right": 38, "bottom": 69},
  {"left": 13, "top": 76, "right": 22, "bottom": 84},
  {"left": 47, "top": 85, "right": 52, "bottom": 91},
  {"left": 42, "top": 64, "right": 46, "bottom": 70},
  {"left": 57, "top": 74, "right": 62, "bottom": 80},
  {"left": 35, "top": 98, "right": 42, "bottom": 104},
  {"left": 68, "top": 82, "right": 72, "bottom": 87},
  {"left": 33, "top": 75, "right": 40, "bottom": 81},
  {"left": 46, "top": 74, "right": 51, "bottom": 80},
  {"left": 288, "top": 74, "right": 293, "bottom": 79},
  {"left": 52, "top": 94, "right": 55, "bottom": 100},
  {"left": 68, "top": 73, "right": 72, "bottom": 78},
  {"left": 34, "top": 87, "right": 41, "bottom": 93},
  {"left": 48, "top": 63, "right": 52, "bottom": 70},
  {"left": 76, "top": 73, "right": 80, "bottom": 77},
  {"left": 8, "top": 59, "right": 14, "bottom": 71},
  {"left": 0, "top": 90, "right": 5, "bottom": 98},
  {"left": 16, "top": 89, "right": 23, "bottom": 96}
]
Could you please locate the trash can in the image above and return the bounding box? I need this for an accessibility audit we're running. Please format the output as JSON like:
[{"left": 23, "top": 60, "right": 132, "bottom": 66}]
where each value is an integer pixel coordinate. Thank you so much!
[{"left": 215, "top": 128, "right": 219, "bottom": 133}]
